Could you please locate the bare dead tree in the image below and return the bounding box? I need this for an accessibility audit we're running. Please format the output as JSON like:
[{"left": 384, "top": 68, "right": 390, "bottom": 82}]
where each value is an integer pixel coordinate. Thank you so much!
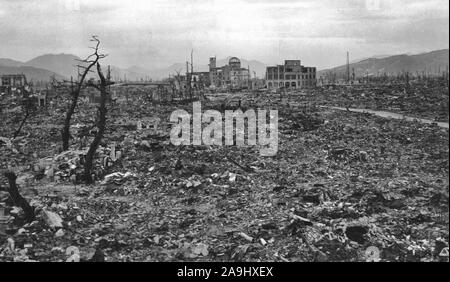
[
  {"left": 84, "top": 63, "right": 113, "bottom": 184},
  {"left": 61, "top": 36, "right": 107, "bottom": 151}
]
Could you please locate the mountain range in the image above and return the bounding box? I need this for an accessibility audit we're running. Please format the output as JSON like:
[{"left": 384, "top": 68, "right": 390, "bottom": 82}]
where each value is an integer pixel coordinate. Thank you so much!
[
  {"left": 0, "top": 65, "right": 64, "bottom": 82},
  {"left": 318, "top": 49, "right": 449, "bottom": 78},
  {"left": 1, "top": 49, "right": 448, "bottom": 83},
  {"left": 0, "top": 54, "right": 73, "bottom": 82}
]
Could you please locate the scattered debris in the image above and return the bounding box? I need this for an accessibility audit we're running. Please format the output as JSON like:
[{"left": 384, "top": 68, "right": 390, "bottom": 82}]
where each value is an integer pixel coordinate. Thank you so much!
[
  {"left": 42, "top": 210, "right": 63, "bottom": 229},
  {"left": 0, "top": 84, "right": 448, "bottom": 262}
]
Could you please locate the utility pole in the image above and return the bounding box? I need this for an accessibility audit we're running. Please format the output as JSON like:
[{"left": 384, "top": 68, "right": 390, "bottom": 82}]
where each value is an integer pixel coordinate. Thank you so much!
[
  {"left": 107, "top": 65, "right": 111, "bottom": 93},
  {"left": 191, "top": 49, "right": 194, "bottom": 74},
  {"left": 185, "top": 61, "right": 189, "bottom": 99},
  {"left": 186, "top": 59, "right": 192, "bottom": 100},
  {"left": 248, "top": 65, "right": 251, "bottom": 90},
  {"left": 346, "top": 51, "right": 350, "bottom": 84}
]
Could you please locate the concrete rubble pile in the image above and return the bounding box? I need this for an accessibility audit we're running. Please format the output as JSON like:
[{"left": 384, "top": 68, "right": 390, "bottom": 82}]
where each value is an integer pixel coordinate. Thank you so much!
[{"left": 33, "top": 144, "right": 123, "bottom": 183}]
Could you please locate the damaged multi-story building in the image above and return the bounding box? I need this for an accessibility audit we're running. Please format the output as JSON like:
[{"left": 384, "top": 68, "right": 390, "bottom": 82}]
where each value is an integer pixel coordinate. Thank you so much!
[
  {"left": 265, "top": 60, "right": 317, "bottom": 89},
  {"left": 190, "top": 72, "right": 211, "bottom": 90},
  {"left": 1, "top": 74, "right": 27, "bottom": 87},
  {"left": 0, "top": 74, "right": 28, "bottom": 94},
  {"left": 209, "top": 57, "right": 251, "bottom": 90}
]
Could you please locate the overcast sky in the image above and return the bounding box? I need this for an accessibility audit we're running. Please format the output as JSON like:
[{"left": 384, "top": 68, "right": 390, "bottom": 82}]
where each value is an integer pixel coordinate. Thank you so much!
[{"left": 0, "top": 0, "right": 448, "bottom": 70}]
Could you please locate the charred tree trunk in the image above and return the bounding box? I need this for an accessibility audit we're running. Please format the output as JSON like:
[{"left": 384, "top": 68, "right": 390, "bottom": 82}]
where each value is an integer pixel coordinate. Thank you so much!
[
  {"left": 4, "top": 172, "right": 35, "bottom": 223},
  {"left": 84, "top": 63, "right": 109, "bottom": 184},
  {"left": 62, "top": 91, "right": 77, "bottom": 151},
  {"left": 13, "top": 107, "right": 30, "bottom": 139},
  {"left": 13, "top": 94, "right": 34, "bottom": 139},
  {"left": 61, "top": 37, "right": 105, "bottom": 151},
  {"left": 61, "top": 69, "right": 95, "bottom": 151}
]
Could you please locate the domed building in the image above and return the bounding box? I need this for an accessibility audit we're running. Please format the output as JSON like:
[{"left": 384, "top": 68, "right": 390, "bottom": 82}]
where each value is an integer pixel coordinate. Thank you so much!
[
  {"left": 228, "top": 57, "right": 241, "bottom": 69},
  {"left": 209, "top": 56, "right": 251, "bottom": 90}
]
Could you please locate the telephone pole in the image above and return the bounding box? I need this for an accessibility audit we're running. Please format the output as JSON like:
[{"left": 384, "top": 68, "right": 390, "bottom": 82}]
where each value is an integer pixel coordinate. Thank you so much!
[
  {"left": 346, "top": 51, "right": 350, "bottom": 84},
  {"left": 191, "top": 49, "right": 194, "bottom": 74}
]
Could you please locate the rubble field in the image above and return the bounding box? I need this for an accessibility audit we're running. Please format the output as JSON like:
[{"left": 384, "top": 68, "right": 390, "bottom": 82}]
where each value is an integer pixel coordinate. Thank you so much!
[
  {"left": 0, "top": 85, "right": 448, "bottom": 262},
  {"left": 303, "top": 79, "right": 449, "bottom": 122}
]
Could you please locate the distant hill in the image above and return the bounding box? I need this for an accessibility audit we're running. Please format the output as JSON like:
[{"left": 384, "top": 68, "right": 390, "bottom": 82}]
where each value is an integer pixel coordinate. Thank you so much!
[
  {"left": 0, "top": 65, "right": 64, "bottom": 82},
  {"left": 318, "top": 49, "right": 449, "bottom": 78},
  {"left": 349, "top": 54, "right": 392, "bottom": 64},
  {"left": 25, "top": 54, "right": 82, "bottom": 79},
  {"left": 0, "top": 58, "right": 24, "bottom": 67},
  {"left": 0, "top": 54, "right": 138, "bottom": 82},
  {"left": 0, "top": 54, "right": 82, "bottom": 82}
]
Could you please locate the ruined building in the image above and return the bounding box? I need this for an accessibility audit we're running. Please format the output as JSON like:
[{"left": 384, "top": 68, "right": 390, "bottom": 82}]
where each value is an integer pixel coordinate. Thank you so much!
[
  {"left": 265, "top": 60, "right": 316, "bottom": 89},
  {"left": 190, "top": 72, "right": 210, "bottom": 90},
  {"left": 1, "top": 74, "right": 27, "bottom": 88},
  {"left": 209, "top": 57, "right": 251, "bottom": 90},
  {"left": 0, "top": 74, "right": 28, "bottom": 95}
]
